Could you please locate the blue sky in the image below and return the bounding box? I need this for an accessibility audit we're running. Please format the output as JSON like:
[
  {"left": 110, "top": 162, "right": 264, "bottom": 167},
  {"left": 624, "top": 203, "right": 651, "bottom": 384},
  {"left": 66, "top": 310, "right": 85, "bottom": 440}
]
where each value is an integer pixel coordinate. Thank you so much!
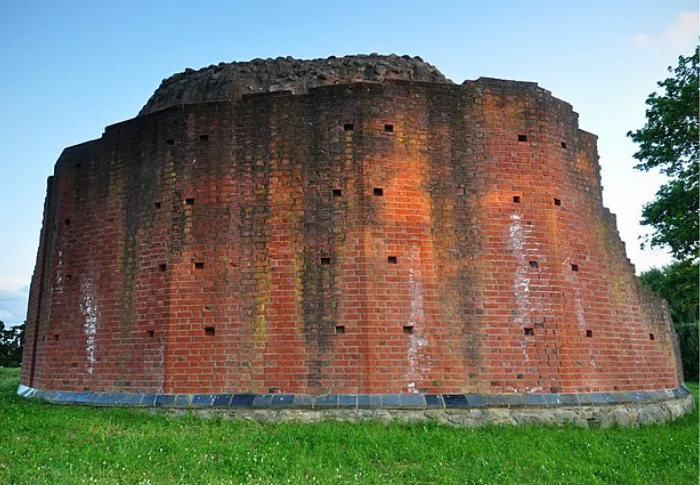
[{"left": 0, "top": 0, "right": 697, "bottom": 325}]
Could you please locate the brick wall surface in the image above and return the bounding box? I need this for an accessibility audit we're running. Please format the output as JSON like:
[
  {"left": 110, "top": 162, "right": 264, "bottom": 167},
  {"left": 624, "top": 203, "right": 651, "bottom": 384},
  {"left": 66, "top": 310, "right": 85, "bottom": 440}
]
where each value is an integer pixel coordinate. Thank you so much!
[{"left": 20, "top": 79, "right": 682, "bottom": 395}]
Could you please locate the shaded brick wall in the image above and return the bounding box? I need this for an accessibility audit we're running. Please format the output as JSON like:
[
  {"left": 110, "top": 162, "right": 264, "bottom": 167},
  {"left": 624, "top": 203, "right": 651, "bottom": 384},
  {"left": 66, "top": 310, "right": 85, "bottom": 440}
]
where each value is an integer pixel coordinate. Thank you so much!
[{"left": 21, "top": 79, "right": 682, "bottom": 395}]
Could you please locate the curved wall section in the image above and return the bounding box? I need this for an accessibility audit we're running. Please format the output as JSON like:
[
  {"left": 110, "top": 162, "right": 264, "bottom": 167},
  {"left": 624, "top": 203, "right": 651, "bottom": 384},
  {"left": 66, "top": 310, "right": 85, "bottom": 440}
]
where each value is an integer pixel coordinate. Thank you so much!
[{"left": 21, "top": 79, "right": 683, "bottom": 399}]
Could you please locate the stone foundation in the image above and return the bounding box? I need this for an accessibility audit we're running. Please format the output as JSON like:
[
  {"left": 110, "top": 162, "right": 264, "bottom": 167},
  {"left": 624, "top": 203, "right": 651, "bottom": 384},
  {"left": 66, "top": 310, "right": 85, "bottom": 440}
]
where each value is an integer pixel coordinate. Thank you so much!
[{"left": 18, "top": 384, "right": 694, "bottom": 427}]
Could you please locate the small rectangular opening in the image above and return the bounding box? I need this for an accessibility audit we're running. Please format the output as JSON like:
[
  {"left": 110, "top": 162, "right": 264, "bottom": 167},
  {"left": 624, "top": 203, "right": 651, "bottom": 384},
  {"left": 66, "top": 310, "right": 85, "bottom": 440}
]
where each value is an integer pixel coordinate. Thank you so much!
[
  {"left": 194, "top": 262, "right": 205, "bottom": 270},
  {"left": 75, "top": 163, "right": 82, "bottom": 170},
  {"left": 373, "top": 187, "right": 384, "bottom": 196},
  {"left": 554, "top": 198, "right": 561, "bottom": 206},
  {"left": 332, "top": 189, "right": 342, "bottom": 197},
  {"left": 66, "top": 274, "right": 72, "bottom": 281},
  {"left": 54, "top": 334, "right": 60, "bottom": 341},
  {"left": 561, "top": 141, "right": 567, "bottom": 149},
  {"left": 335, "top": 325, "right": 345, "bottom": 334},
  {"left": 387, "top": 256, "right": 398, "bottom": 264},
  {"left": 513, "top": 195, "right": 521, "bottom": 203},
  {"left": 204, "top": 326, "right": 216, "bottom": 336},
  {"left": 344, "top": 123, "right": 354, "bottom": 132},
  {"left": 199, "top": 134, "right": 209, "bottom": 142},
  {"left": 518, "top": 134, "right": 528, "bottom": 142},
  {"left": 586, "top": 330, "right": 593, "bottom": 338},
  {"left": 649, "top": 333, "right": 655, "bottom": 341},
  {"left": 147, "top": 330, "right": 155, "bottom": 337},
  {"left": 166, "top": 139, "right": 175, "bottom": 145},
  {"left": 524, "top": 328, "right": 534, "bottom": 336},
  {"left": 159, "top": 264, "right": 167, "bottom": 272},
  {"left": 384, "top": 124, "right": 394, "bottom": 133},
  {"left": 185, "top": 198, "right": 195, "bottom": 206},
  {"left": 571, "top": 264, "right": 579, "bottom": 272},
  {"left": 403, "top": 326, "right": 414, "bottom": 335},
  {"left": 64, "top": 218, "right": 71, "bottom": 226},
  {"left": 320, "top": 257, "right": 331, "bottom": 265},
  {"left": 154, "top": 202, "right": 162, "bottom": 209},
  {"left": 528, "top": 261, "right": 538, "bottom": 268}
]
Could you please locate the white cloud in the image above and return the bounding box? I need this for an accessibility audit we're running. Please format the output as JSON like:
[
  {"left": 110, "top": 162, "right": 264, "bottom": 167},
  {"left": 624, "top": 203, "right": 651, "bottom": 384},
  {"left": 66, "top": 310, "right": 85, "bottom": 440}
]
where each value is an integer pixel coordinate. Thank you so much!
[
  {"left": 666, "top": 11, "right": 699, "bottom": 48},
  {"left": 0, "top": 285, "right": 29, "bottom": 326},
  {"left": 628, "top": 33, "right": 649, "bottom": 48},
  {"left": 626, "top": 11, "right": 698, "bottom": 50}
]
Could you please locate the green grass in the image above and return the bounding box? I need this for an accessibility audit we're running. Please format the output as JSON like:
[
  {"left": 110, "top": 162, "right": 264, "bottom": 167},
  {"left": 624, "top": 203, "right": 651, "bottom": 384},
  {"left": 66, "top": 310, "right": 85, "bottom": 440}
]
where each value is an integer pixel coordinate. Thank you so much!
[{"left": 0, "top": 369, "right": 697, "bottom": 485}]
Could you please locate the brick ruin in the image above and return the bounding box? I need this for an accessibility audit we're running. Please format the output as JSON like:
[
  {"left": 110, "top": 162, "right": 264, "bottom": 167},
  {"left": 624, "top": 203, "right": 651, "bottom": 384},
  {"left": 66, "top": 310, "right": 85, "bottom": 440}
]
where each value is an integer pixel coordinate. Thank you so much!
[{"left": 19, "top": 56, "right": 690, "bottom": 417}]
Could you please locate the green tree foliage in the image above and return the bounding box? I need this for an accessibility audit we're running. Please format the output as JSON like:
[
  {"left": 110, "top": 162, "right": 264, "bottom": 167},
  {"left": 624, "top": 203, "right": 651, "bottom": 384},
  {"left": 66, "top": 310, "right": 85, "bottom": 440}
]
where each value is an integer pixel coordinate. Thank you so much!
[
  {"left": 627, "top": 46, "right": 699, "bottom": 261},
  {"left": 0, "top": 320, "right": 24, "bottom": 367},
  {"left": 639, "top": 261, "right": 699, "bottom": 381}
]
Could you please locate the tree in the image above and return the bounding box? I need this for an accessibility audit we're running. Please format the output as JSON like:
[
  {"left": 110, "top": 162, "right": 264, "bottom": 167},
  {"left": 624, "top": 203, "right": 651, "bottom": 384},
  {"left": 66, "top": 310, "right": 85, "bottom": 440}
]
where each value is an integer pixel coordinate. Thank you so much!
[
  {"left": 0, "top": 320, "right": 24, "bottom": 367},
  {"left": 627, "top": 46, "right": 699, "bottom": 262}
]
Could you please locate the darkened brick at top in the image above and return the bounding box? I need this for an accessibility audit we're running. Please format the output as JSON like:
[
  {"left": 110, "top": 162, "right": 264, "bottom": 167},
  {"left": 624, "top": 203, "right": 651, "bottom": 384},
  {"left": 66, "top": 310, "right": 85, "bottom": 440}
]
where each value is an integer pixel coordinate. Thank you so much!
[{"left": 20, "top": 55, "right": 684, "bottom": 399}]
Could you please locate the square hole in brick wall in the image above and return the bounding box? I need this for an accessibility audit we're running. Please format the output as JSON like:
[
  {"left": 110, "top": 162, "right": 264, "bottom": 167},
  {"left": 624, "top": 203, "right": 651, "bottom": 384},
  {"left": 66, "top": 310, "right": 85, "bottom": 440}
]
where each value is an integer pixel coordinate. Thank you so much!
[
  {"left": 54, "top": 334, "right": 60, "bottom": 341},
  {"left": 335, "top": 325, "right": 345, "bottom": 334},
  {"left": 185, "top": 198, "right": 195, "bottom": 206},
  {"left": 75, "top": 162, "right": 82, "bottom": 170},
  {"left": 344, "top": 123, "right": 354, "bottom": 131},
  {"left": 403, "top": 325, "right": 414, "bottom": 334},
  {"left": 524, "top": 328, "right": 534, "bottom": 336},
  {"left": 571, "top": 264, "right": 579, "bottom": 271},
  {"left": 159, "top": 264, "right": 167, "bottom": 272},
  {"left": 194, "top": 262, "right": 205, "bottom": 270},
  {"left": 387, "top": 256, "right": 398, "bottom": 264},
  {"left": 373, "top": 187, "right": 384, "bottom": 196},
  {"left": 166, "top": 139, "right": 175, "bottom": 145},
  {"left": 64, "top": 218, "right": 71, "bottom": 226},
  {"left": 154, "top": 202, "right": 162, "bottom": 209},
  {"left": 586, "top": 330, "right": 593, "bottom": 338},
  {"left": 649, "top": 333, "right": 655, "bottom": 341},
  {"left": 384, "top": 124, "right": 394, "bottom": 133},
  {"left": 332, "top": 189, "right": 342, "bottom": 197},
  {"left": 513, "top": 195, "right": 521, "bottom": 203},
  {"left": 204, "top": 326, "right": 216, "bottom": 336},
  {"left": 147, "top": 330, "right": 155, "bottom": 337},
  {"left": 528, "top": 261, "right": 538, "bottom": 268},
  {"left": 554, "top": 198, "right": 561, "bottom": 206},
  {"left": 320, "top": 257, "right": 331, "bottom": 265},
  {"left": 518, "top": 134, "right": 528, "bottom": 142},
  {"left": 561, "top": 141, "right": 567, "bottom": 149},
  {"left": 199, "top": 134, "right": 209, "bottom": 142}
]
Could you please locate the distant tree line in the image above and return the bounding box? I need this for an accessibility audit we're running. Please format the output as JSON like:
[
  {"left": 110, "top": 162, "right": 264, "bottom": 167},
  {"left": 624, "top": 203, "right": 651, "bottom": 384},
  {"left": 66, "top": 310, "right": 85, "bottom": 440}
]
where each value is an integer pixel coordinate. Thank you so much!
[{"left": 0, "top": 320, "right": 24, "bottom": 367}]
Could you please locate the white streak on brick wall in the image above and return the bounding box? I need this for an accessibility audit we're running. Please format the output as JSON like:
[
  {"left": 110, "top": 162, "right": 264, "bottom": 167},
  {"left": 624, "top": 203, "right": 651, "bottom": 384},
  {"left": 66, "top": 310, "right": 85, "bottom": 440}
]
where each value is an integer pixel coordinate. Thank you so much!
[
  {"left": 80, "top": 278, "right": 98, "bottom": 374},
  {"left": 403, "top": 245, "right": 430, "bottom": 393},
  {"left": 509, "top": 215, "right": 530, "bottom": 328}
]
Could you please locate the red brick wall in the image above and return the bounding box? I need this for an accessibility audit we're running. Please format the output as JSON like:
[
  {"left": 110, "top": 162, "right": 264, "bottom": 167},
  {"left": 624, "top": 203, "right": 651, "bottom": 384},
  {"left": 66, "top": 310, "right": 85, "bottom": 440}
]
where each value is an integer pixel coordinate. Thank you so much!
[{"left": 21, "top": 79, "right": 683, "bottom": 395}]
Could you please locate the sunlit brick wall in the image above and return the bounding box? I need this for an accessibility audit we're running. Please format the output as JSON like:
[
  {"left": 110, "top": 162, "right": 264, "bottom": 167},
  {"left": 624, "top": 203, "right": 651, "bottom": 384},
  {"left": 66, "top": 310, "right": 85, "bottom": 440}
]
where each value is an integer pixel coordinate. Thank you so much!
[{"left": 21, "top": 80, "right": 682, "bottom": 395}]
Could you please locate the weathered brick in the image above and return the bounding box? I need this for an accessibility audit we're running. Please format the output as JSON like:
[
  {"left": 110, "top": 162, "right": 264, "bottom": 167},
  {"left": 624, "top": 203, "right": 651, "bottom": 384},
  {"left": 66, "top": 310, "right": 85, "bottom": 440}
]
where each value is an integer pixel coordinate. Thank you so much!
[{"left": 20, "top": 78, "right": 682, "bottom": 397}]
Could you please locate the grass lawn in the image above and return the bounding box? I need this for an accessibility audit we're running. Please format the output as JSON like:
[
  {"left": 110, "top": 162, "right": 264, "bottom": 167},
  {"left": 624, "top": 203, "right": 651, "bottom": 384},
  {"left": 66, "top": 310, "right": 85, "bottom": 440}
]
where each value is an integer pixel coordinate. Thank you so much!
[{"left": 0, "top": 368, "right": 697, "bottom": 485}]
